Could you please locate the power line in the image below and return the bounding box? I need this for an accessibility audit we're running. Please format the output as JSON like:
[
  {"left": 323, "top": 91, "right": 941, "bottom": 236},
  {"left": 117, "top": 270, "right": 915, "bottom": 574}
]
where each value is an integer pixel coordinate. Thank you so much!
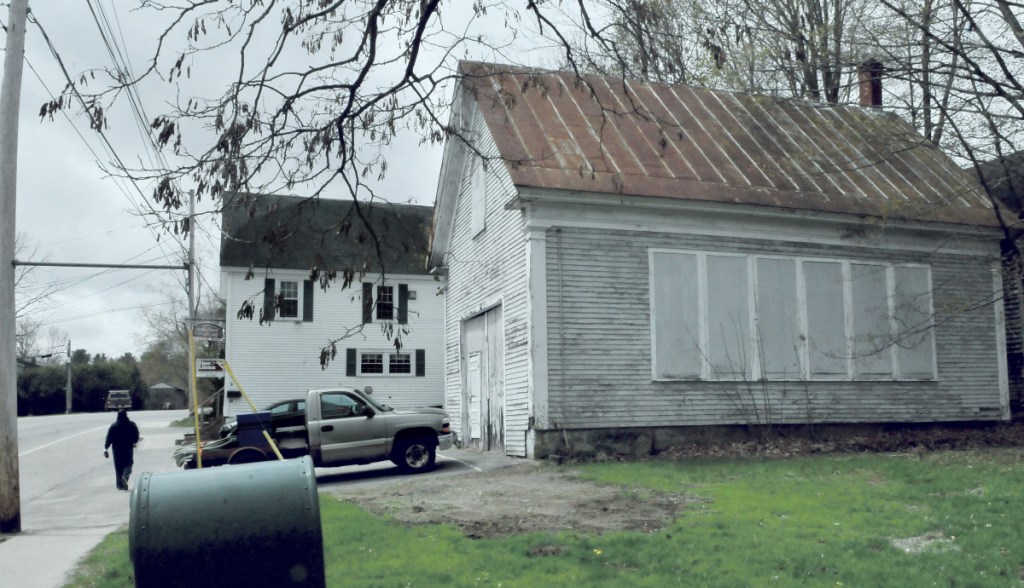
[
  {"left": 45, "top": 300, "right": 176, "bottom": 325},
  {"left": 22, "top": 9, "right": 189, "bottom": 281},
  {"left": 27, "top": 9, "right": 184, "bottom": 261}
]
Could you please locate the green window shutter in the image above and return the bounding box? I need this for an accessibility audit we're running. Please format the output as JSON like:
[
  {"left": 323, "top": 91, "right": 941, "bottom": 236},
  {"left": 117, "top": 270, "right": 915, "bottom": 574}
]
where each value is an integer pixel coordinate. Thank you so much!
[
  {"left": 346, "top": 349, "right": 357, "bottom": 377},
  {"left": 263, "top": 279, "right": 276, "bottom": 322},
  {"left": 415, "top": 349, "right": 425, "bottom": 377},
  {"left": 302, "top": 280, "right": 314, "bottom": 322},
  {"left": 362, "top": 282, "right": 373, "bottom": 323},
  {"left": 398, "top": 284, "right": 409, "bottom": 324}
]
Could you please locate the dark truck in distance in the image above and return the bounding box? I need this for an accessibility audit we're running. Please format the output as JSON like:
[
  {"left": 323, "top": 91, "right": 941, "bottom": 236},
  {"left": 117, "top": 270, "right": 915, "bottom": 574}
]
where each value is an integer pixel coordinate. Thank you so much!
[
  {"left": 174, "top": 387, "right": 454, "bottom": 473},
  {"left": 105, "top": 390, "right": 131, "bottom": 411}
]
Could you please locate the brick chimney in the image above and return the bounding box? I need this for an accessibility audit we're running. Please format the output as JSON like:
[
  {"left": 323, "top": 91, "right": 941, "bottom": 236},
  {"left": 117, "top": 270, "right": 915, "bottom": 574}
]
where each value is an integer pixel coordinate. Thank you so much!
[{"left": 858, "top": 59, "right": 883, "bottom": 108}]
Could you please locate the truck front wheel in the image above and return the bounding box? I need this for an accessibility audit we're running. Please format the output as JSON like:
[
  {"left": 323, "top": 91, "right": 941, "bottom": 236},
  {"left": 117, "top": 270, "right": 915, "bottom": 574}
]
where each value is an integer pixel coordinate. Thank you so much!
[{"left": 393, "top": 437, "right": 436, "bottom": 473}]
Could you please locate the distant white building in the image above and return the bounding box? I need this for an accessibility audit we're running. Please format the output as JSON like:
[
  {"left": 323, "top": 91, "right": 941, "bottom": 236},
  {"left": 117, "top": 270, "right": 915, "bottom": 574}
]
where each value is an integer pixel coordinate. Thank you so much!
[{"left": 219, "top": 193, "right": 444, "bottom": 415}]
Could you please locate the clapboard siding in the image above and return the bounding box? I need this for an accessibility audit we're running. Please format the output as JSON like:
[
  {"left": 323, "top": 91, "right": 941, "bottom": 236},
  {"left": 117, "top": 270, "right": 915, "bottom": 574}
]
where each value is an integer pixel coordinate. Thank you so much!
[
  {"left": 221, "top": 268, "right": 444, "bottom": 414},
  {"left": 441, "top": 100, "right": 531, "bottom": 456},
  {"left": 545, "top": 226, "right": 1005, "bottom": 427}
]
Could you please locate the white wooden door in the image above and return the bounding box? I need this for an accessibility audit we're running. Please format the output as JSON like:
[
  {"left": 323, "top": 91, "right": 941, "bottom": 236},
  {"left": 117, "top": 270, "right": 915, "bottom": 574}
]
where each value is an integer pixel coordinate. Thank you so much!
[{"left": 461, "top": 307, "right": 504, "bottom": 451}]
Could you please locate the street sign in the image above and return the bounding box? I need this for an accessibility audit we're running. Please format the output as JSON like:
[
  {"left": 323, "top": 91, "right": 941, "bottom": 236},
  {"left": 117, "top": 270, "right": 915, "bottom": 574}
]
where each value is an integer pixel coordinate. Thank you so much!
[
  {"left": 196, "top": 358, "right": 225, "bottom": 378},
  {"left": 192, "top": 321, "right": 224, "bottom": 342}
]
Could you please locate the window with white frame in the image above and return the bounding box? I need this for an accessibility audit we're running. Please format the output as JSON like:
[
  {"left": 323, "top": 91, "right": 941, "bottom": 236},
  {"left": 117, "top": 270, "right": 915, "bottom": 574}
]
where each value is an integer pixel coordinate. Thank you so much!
[
  {"left": 650, "top": 250, "right": 936, "bottom": 381},
  {"left": 358, "top": 351, "right": 417, "bottom": 375},
  {"left": 279, "top": 280, "right": 299, "bottom": 318},
  {"left": 376, "top": 286, "right": 394, "bottom": 320},
  {"left": 360, "top": 353, "right": 384, "bottom": 374},
  {"left": 389, "top": 353, "right": 412, "bottom": 374}
]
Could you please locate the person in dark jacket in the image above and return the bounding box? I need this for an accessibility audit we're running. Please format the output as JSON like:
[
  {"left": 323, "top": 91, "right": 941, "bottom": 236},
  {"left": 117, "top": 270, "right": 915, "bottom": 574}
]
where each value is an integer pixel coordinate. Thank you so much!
[{"left": 104, "top": 409, "right": 140, "bottom": 490}]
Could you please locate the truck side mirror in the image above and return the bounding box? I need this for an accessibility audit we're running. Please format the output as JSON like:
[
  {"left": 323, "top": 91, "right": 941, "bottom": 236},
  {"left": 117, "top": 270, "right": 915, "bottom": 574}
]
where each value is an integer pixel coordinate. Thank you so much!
[{"left": 361, "top": 406, "right": 374, "bottom": 418}]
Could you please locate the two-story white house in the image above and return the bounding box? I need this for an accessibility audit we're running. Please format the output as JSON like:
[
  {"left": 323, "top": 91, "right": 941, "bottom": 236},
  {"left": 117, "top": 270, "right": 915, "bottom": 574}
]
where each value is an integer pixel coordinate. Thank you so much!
[{"left": 219, "top": 192, "right": 444, "bottom": 415}]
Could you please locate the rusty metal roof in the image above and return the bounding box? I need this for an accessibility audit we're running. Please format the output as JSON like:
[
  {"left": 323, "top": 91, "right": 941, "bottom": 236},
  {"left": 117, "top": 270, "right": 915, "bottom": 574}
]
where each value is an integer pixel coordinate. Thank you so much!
[{"left": 460, "top": 61, "right": 1001, "bottom": 228}]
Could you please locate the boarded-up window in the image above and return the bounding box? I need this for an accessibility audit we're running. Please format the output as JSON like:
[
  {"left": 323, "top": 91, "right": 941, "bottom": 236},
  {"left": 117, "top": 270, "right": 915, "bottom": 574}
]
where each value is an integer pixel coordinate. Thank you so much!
[
  {"left": 851, "top": 264, "right": 892, "bottom": 379},
  {"left": 649, "top": 250, "right": 936, "bottom": 383},
  {"left": 804, "top": 261, "right": 847, "bottom": 378},
  {"left": 706, "top": 255, "right": 750, "bottom": 378},
  {"left": 894, "top": 266, "right": 935, "bottom": 379},
  {"left": 756, "top": 258, "right": 802, "bottom": 378},
  {"left": 650, "top": 251, "right": 701, "bottom": 379}
]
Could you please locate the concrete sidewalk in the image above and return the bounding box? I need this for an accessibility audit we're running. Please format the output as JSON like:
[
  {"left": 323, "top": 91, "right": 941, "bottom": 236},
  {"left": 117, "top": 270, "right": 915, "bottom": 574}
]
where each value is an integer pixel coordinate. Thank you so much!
[{"left": 0, "top": 526, "right": 123, "bottom": 588}]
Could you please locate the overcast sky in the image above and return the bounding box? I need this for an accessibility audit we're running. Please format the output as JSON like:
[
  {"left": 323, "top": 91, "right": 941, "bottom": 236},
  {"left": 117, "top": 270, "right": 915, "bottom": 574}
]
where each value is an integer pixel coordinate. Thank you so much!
[
  {"left": 8, "top": 2, "right": 566, "bottom": 360},
  {"left": 12, "top": 2, "right": 190, "bottom": 360}
]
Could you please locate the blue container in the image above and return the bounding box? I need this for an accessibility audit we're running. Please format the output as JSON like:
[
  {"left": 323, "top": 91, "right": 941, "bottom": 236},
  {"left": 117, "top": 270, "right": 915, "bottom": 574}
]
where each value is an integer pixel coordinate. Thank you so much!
[{"left": 236, "top": 411, "right": 271, "bottom": 446}]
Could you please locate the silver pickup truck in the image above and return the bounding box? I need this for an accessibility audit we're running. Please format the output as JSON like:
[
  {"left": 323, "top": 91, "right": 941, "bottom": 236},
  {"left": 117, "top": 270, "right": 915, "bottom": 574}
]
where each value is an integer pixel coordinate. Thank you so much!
[{"left": 174, "top": 387, "right": 454, "bottom": 473}]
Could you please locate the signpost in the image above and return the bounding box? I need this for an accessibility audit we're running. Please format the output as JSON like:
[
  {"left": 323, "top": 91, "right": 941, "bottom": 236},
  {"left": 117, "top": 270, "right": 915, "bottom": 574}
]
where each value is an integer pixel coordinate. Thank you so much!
[
  {"left": 192, "top": 321, "right": 225, "bottom": 342},
  {"left": 196, "top": 358, "right": 225, "bottom": 378},
  {"left": 189, "top": 318, "right": 225, "bottom": 468}
]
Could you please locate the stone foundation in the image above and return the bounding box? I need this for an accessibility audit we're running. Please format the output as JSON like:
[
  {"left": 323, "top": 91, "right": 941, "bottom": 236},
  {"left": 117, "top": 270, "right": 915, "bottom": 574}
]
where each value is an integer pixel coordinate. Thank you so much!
[{"left": 531, "top": 421, "right": 1014, "bottom": 460}]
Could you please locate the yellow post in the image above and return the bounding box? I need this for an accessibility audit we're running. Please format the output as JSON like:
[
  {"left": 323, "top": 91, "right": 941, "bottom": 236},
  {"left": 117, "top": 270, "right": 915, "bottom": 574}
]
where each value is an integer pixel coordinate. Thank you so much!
[
  {"left": 189, "top": 328, "right": 203, "bottom": 468},
  {"left": 221, "top": 361, "right": 284, "bottom": 461}
]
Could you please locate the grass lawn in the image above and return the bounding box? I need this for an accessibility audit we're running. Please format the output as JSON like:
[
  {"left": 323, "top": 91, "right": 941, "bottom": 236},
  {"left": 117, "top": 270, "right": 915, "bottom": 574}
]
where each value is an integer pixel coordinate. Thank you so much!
[{"left": 66, "top": 449, "right": 1024, "bottom": 587}]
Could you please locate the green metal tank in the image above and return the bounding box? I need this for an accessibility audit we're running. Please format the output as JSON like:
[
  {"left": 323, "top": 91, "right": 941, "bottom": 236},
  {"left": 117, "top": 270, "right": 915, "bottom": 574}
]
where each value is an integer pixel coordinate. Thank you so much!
[{"left": 129, "top": 456, "right": 324, "bottom": 587}]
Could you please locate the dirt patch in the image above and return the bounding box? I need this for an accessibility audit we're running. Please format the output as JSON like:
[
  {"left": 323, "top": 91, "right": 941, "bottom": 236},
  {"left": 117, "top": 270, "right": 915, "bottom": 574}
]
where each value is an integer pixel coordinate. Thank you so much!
[{"left": 328, "top": 462, "right": 701, "bottom": 538}]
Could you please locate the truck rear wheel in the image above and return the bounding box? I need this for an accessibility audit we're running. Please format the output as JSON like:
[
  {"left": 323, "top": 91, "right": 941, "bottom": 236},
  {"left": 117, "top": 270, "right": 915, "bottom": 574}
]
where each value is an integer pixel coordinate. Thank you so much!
[
  {"left": 393, "top": 437, "right": 436, "bottom": 473},
  {"left": 228, "top": 447, "right": 267, "bottom": 465}
]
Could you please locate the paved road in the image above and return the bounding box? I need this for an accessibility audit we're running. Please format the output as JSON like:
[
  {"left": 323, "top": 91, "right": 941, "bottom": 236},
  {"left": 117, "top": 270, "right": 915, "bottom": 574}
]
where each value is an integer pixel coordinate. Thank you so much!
[{"left": 1, "top": 411, "right": 519, "bottom": 587}]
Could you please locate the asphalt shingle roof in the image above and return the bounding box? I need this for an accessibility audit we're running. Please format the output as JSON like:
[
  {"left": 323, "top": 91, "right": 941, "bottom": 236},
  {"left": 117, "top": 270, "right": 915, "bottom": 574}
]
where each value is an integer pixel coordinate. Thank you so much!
[{"left": 220, "top": 192, "right": 431, "bottom": 276}]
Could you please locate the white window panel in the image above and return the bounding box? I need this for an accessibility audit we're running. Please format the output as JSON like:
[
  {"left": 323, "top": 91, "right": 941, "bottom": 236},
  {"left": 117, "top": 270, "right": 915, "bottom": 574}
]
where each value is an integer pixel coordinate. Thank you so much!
[
  {"left": 894, "top": 266, "right": 936, "bottom": 379},
  {"left": 650, "top": 251, "right": 701, "bottom": 379},
  {"left": 804, "top": 261, "right": 848, "bottom": 378},
  {"left": 755, "top": 258, "right": 802, "bottom": 379},
  {"left": 706, "top": 255, "right": 750, "bottom": 378},
  {"left": 851, "top": 264, "right": 893, "bottom": 379}
]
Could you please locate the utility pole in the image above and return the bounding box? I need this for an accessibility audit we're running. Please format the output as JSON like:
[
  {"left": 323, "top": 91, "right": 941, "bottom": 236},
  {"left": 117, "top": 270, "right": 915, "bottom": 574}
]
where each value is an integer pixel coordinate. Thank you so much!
[
  {"left": 65, "top": 340, "right": 72, "bottom": 414},
  {"left": 0, "top": 0, "right": 30, "bottom": 534}
]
